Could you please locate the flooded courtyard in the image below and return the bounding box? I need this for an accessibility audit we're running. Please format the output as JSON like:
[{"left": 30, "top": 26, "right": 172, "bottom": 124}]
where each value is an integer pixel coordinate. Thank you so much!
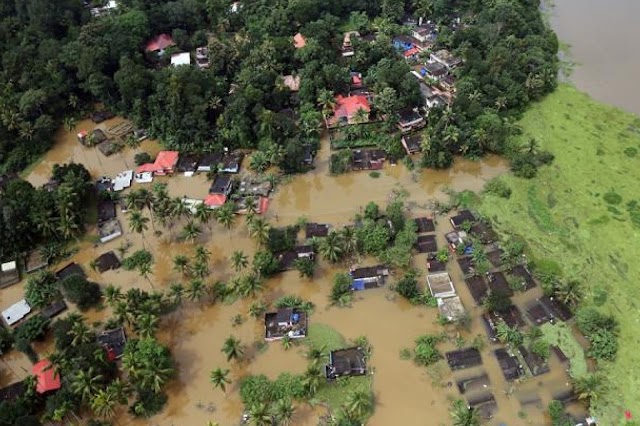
[{"left": 0, "top": 120, "right": 586, "bottom": 425}]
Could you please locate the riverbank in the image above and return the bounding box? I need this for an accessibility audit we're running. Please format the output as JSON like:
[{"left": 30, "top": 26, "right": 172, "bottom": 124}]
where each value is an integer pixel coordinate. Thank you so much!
[{"left": 478, "top": 83, "right": 640, "bottom": 424}]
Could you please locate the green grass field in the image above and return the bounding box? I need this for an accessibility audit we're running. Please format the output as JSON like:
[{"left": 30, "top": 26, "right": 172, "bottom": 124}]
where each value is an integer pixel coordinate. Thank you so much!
[
  {"left": 306, "top": 324, "right": 373, "bottom": 413},
  {"left": 478, "top": 84, "right": 640, "bottom": 424}
]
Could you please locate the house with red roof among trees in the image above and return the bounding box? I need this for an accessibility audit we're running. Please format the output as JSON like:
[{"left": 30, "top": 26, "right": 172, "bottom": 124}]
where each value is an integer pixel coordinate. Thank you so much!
[
  {"left": 145, "top": 34, "right": 175, "bottom": 55},
  {"left": 328, "top": 95, "right": 371, "bottom": 127},
  {"left": 32, "top": 360, "right": 61, "bottom": 394},
  {"left": 136, "top": 151, "right": 179, "bottom": 175}
]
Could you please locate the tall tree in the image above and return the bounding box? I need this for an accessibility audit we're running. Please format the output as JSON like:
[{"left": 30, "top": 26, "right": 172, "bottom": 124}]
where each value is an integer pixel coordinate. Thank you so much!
[
  {"left": 209, "top": 367, "right": 231, "bottom": 395},
  {"left": 221, "top": 335, "right": 244, "bottom": 362}
]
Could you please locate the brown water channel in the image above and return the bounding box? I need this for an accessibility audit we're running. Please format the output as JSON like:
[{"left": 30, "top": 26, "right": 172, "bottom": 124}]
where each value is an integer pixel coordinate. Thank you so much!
[
  {"left": 1, "top": 121, "right": 583, "bottom": 425},
  {"left": 550, "top": 0, "right": 640, "bottom": 115}
]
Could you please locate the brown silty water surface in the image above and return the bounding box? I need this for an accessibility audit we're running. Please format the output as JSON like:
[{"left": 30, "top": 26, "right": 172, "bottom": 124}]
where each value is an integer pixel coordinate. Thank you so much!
[
  {"left": 2, "top": 122, "right": 583, "bottom": 425},
  {"left": 550, "top": 0, "right": 640, "bottom": 115}
]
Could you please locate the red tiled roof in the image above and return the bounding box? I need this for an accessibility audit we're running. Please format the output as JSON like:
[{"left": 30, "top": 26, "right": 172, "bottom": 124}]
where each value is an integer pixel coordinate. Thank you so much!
[
  {"left": 351, "top": 73, "right": 362, "bottom": 87},
  {"left": 404, "top": 47, "right": 421, "bottom": 57},
  {"left": 293, "top": 33, "right": 306, "bottom": 49},
  {"left": 258, "top": 196, "right": 269, "bottom": 215},
  {"left": 146, "top": 34, "right": 175, "bottom": 52},
  {"left": 204, "top": 194, "right": 227, "bottom": 207},
  {"left": 32, "top": 360, "right": 61, "bottom": 394},
  {"left": 333, "top": 95, "right": 370, "bottom": 120},
  {"left": 136, "top": 163, "right": 161, "bottom": 174},
  {"left": 155, "top": 151, "right": 179, "bottom": 169}
]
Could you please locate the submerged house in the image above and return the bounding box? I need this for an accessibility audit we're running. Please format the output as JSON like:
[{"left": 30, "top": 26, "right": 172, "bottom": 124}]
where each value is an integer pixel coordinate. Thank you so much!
[
  {"left": 204, "top": 194, "right": 227, "bottom": 209},
  {"left": 264, "top": 308, "right": 307, "bottom": 341},
  {"left": 209, "top": 175, "right": 233, "bottom": 196},
  {"left": 197, "top": 152, "right": 223, "bottom": 173},
  {"left": 445, "top": 347, "right": 482, "bottom": 370},
  {"left": 349, "top": 265, "right": 389, "bottom": 290},
  {"left": 136, "top": 151, "right": 179, "bottom": 176},
  {"left": 494, "top": 348, "right": 524, "bottom": 381},
  {"left": 277, "top": 245, "right": 315, "bottom": 270},
  {"left": 351, "top": 149, "right": 385, "bottom": 171},
  {"left": 401, "top": 134, "right": 422, "bottom": 155},
  {"left": 306, "top": 222, "right": 329, "bottom": 238},
  {"left": 2, "top": 299, "right": 31, "bottom": 327},
  {"left": 410, "top": 23, "right": 437, "bottom": 48},
  {"left": 195, "top": 46, "right": 209, "bottom": 69},
  {"left": 55, "top": 263, "right": 86, "bottom": 281},
  {"left": 171, "top": 52, "right": 191, "bottom": 67},
  {"left": 342, "top": 31, "right": 360, "bottom": 57},
  {"left": 438, "top": 296, "right": 466, "bottom": 322},
  {"left": 98, "top": 218, "right": 122, "bottom": 243},
  {"left": 427, "top": 272, "right": 456, "bottom": 298},
  {"left": 40, "top": 300, "right": 68, "bottom": 320},
  {"left": 293, "top": 32, "right": 306, "bottom": 49},
  {"left": 0, "top": 261, "right": 20, "bottom": 289},
  {"left": 176, "top": 154, "right": 201, "bottom": 176},
  {"left": 98, "top": 328, "right": 127, "bottom": 360},
  {"left": 325, "top": 347, "right": 367, "bottom": 380},
  {"left": 23, "top": 250, "right": 47, "bottom": 274},
  {"left": 94, "top": 252, "right": 121, "bottom": 273}
]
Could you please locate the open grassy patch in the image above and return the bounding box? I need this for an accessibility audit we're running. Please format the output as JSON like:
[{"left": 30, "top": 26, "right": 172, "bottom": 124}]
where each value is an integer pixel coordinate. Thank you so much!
[
  {"left": 479, "top": 84, "right": 640, "bottom": 424},
  {"left": 541, "top": 322, "right": 588, "bottom": 379},
  {"left": 306, "top": 324, "right": 373, "bottom": 414}
]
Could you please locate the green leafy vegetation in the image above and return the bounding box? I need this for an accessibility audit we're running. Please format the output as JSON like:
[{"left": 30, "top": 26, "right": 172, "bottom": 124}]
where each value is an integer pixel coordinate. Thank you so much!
[{"left": 480, "top": 85, "right": 640, "bottom": 422}]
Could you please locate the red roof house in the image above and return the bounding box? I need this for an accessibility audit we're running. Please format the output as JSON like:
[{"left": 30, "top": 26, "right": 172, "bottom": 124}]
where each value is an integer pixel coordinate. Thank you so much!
[
  {"left": 403, "top": 46, "right": 421, "bottom": 60},
  {"left": 32, "top": 360, "right": 61, "bottom": 394},
  {"left": 135, "top": 151, "right": 179, "bottom": 175},
  {"left": 328, "top": 95, "right": 371, "bottom": 127},
  {"left": 204, "top": 194, "right": 227, "bottom": 208},
  {"left": 293, "top": 33, "right": 306, "bottom": 49},
  {"left": 145, "top": 34, "right": 176, "bottom": 53}
]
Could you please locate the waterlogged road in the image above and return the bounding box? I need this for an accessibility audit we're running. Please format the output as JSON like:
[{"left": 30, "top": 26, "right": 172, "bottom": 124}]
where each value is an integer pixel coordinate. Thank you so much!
[{"left": 550, "top": 0, "right": 640, "bottom": 115}]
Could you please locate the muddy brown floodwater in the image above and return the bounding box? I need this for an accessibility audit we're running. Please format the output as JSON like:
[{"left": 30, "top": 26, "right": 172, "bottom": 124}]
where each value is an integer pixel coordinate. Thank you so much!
[
  {"left": 550, "top": 0, "right": 640, "bottom": 115},
  {"left": 3, "top": 121, "right": 579, "bottom": 425}
]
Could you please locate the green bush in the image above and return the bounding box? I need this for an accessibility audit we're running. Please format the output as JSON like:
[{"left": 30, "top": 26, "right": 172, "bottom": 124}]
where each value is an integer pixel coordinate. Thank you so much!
[
  {"left": 274, "top": 295, "right": 314, "bottom": 314},
  {"left": 395, "top": 270, "right": 419, "bottom": 301},
  {"left": 130, "top": 390, "right": 167, "bottom": 418},
  {"left": 413, "top": 334, "right": 442, "bottom": 366},
  {"left": 13, "top": 315, "right": 49, "bottom": 342},
  {"left": 0, "top": 327, "right": 13, "bottom": 353},
  {"left": 59, "top": 275, "right": 102, "bottom": 311},
  {"left": 25, "top": 272, "right": 60, "bottom": 309},
  {"left": 548, "top": 400, "right": 572, "bottom": 426},
  {"left": 587, "top": 328, "right": 618, "bottom": 361},
  {"left": 330, "top": 273, "right": 352, "bottom": 306},
  {"left": 134, "top": 152, "right": 152, "bottom": 166},
  {"left": 122, "top": 250, "right": 153, "bottom": 271},
  {"left": 484, "top": 177, "right": 512, "bottom": 198}
]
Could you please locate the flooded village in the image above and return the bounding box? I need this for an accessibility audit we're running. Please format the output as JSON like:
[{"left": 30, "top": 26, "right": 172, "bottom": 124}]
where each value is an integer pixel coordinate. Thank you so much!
[{"left": 0, "top": 112, "right": 595, "bottom": 426}]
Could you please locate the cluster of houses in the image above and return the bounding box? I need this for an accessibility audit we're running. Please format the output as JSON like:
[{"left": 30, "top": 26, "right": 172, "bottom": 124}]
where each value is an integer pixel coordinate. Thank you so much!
[
  {"left": 77, "top": 118, "right": 147, "bottom": 157},
  {"left": 417, "top": 210, "right": 593, "bottom": 423},
  {"left": 144, "top": 34, "right": 210, "bottom": 69}
]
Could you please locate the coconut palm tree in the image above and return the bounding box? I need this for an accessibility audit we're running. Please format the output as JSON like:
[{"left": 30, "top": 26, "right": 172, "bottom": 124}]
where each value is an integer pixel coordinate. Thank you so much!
[
  {"left": 573, "top": 373, "right": 607, "bottom": 405},
  {"left": 72, "top": 367, "right": 103, "bottom": 402},
  {"left": 495, "top": 320, "right": 524, "bottom": 348},
  {"left": 173, "top": 255, "right": 191, "bottom": 277},
  {"left": 306, "top": 345, "right": 327, "bottom": 367},
  {"left": 215, "top": 203, "right": 236, "bottom": 230},
  {"left": 237, "top": 274, "right": 264, "bottom": 298},
  {"left": 352, "top": 107, "right": 369, "bottom": 124},
  {"left": 317, "top": 89, "right": 336, "bottom": 126},
  {"left": 138, "top": 261, "right": 154, "bottom": 289},
  {"left": 194, "top": 202, "right": 214, "bottom": 232},
  {"left": 318, "top": 231, "right": 344, "bottom": 263},
  {"left": 128, "top": 209, "right": 150, "bottom": 246},
  {"left": 450, "top": 399, "right": 480, "bottom": 426},
  {"left": 272, "top": 398, "right": 295, "bottom": 425},
  {"left": 187, "top": 279, "right": 207, "bottom": 302},
  {"left": 221, "top": 335, "right": 245, "bottom": 362},
  {"left": 250, "top": 151, "right": 270, "bottom": 173},
  {"left": 191, "top": 261, "right": 210, "bottom": 279},
  {"left": 91, "top": 388, "right": 117, "bottom": 420},
  {"left": 69, "top": 320, "right": 93, "bottom": 347},
  {"left": 302, "top": 365, "right": 321, "bottom": 397},
  {"left": 209, "top": 368, "right": 231, "bottom": 395},
  {"left": 230, "top": 250, "right": 248, "bottom": 272},
  {"left": 249, "top": 403, "right": 273, "bottom": 426},
  {"left": 135, "top": 313, "right": 159, "bottom": 338},
  {"left": 248, "top": 217, "right": 270, "bottom": 247},
  {"left": 554, "top": 280, "right": 583, "bottom": 309},
  {"left": 340, "top": 226, "right": 358, "bottom": 258},
  {"left": 194, "top": 245, "right": 211, "bottom": 265},
  {"left": 168, "top": 282, "right": 185, "bottom": 306},
  {"left": 344, "top": 389, "right": 373, "bottom": 421},
  {"left": 104, "top": 285, "right": 123, "bottom": 307},
  {"left": 107, "top": 378, "right": 130, "bottom": 404},
  {"left": 181, "top": 221, "right": 202, "bottom": 243}
]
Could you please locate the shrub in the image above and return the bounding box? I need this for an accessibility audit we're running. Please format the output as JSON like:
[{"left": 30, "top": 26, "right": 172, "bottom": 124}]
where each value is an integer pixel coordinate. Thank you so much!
[
  {"left": 14, "top": 338, "right": 38, "bottom": 363},
  {"left": 395, "top": 270, "right": 419, "bottom": 301},
  {"left": 59, "top": 275, "right": 102, "bottom": 311},
  {"left": 25, "top": 272, "right": 60, "bottom": 309},
  {"left": 0, "top": 327, "right": 14, "bottom": 353},
  {"left": 484, "top": 177, "right": 512, "bottom": 198},
  {"left": 293, "top": 257, "right": 315, "bottom": 279},
  {"left": 548, "top": 401, "right": 572, "bottom": 426},
  {"left": 413, "top": 334, "right": 442, "bottom": 366},
  {"left": 275, "top": 295, "right": 314, "bottom": 314},
  {"left": 130, "top": 391, "right": 168, "bottom": 418},
  {"left": 576, "top": 307, "right": 618, "bottom": 336},
  {"left": 14, "top": 315, "right": 49, "bottom": 342},
  {"left": 587, "top": 328, "right": 618, "bottom": 361},
  {"left": 330, "top": 273, "right": 352, "bottom": 306},
  {"left": 122, "top": 250, "right": 153, "bottom": 271},
  {"left": 483, "top": 292, "right": 512, "bottom": 313},
  {"left": 252, "top": 251, "right": 280, "bottom": 277},
  {"left": 134, "top": 152, "right": 152, "bottom": 166}
]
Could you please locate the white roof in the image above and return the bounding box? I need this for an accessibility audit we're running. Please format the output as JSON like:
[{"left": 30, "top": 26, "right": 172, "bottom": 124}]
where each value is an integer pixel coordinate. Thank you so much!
[
  {"left": 427, "top": 272, "right": 456, "bottom": 298},
  {"left": 113, "top": 170, "right": 133, "bottom": 192},
  {"left": 182, "top": 198, "right": 203, "bottom": 214},
  {"left": 134, "top": 172, "right": 154, "bottom": 184},
  {"left": 437, "top": 296, "right": 466, "bottom": 321},
  {"left": 1, "top": 261, "right": 17, "bottom": 272},
  {"left": 171, "top": 52, "right": 191, "bottom": 67},
  {"left": 2, "top": 299, "right": 31, "bottom": 326}
]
